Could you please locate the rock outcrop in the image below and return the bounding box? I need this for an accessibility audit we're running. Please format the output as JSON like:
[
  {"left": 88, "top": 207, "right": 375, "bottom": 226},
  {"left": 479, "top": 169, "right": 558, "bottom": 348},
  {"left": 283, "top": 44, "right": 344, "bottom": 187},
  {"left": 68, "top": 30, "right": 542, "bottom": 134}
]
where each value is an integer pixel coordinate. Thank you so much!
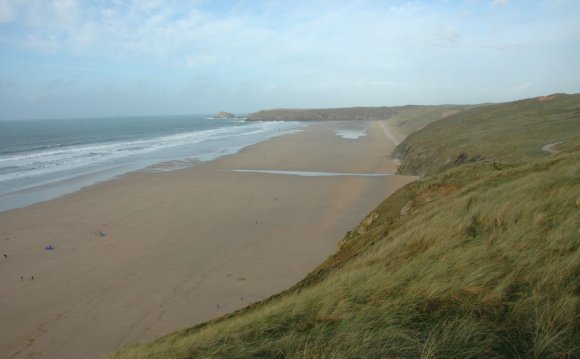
[{"left": 215, "top": 112, "right": 236, "bottom": 119}]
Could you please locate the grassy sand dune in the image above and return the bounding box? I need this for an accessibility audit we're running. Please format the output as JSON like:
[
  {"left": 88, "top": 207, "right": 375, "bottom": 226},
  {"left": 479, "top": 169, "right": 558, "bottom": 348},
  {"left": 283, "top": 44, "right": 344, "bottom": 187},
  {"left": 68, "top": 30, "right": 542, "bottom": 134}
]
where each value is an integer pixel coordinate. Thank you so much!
[
  {"left": 109, "top": 94, "right": 579, "bottom": 358},
  {"left": 394, "top": 93, "right": 580, "bottom": 176},
  {"left": 110, "top": 153, "right": 579, "bottom": 359}
]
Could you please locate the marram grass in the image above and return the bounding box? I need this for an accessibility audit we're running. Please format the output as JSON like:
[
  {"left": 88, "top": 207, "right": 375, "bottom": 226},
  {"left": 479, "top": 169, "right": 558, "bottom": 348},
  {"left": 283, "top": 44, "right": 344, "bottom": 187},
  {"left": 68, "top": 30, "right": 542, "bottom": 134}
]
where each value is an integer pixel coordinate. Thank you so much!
[
  {"left": 109, "top": 155, "right": 579, "bottom": 359},
  {"left": 108, "top": 94, "right": 579, "bottom": 358}
]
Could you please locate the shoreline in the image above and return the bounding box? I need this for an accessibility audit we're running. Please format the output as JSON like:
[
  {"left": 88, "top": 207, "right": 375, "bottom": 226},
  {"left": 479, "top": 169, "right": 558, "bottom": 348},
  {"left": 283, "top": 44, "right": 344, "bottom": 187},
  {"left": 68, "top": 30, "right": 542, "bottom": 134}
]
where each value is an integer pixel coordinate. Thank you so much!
[
  {"left": 0, "top": 119, "right": 306, "bottom": 213},
  {"left": 0, "top": 121, "right": 415, "bottom": 359}
]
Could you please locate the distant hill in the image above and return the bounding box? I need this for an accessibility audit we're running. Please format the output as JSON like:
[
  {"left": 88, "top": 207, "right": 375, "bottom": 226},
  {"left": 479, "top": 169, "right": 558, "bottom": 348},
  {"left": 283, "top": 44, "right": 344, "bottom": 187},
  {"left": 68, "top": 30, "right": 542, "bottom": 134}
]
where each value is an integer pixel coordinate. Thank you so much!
[
  {"left": 108, "top": 94, "right": 580, "bottom": 359},
  {"left": 247, "top": 106, "right": 404, "bottom": 121},
  {"left": 247, "top": 104, "right": 479, "bottom": 136},
  {"left": 394, "top": 93, "right": 580, "bottom": 176}
]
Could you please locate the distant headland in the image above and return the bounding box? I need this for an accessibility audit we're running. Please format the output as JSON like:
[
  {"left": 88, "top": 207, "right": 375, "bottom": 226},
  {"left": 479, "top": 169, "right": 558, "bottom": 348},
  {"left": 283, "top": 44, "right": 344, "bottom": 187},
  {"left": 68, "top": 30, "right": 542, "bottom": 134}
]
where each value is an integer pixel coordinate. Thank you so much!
[
  {"left": 245, "top": 105, "right": 470, "bottom": 122},
  {"left": 214, "top": 111, "right": 236, "bottom": 119}
]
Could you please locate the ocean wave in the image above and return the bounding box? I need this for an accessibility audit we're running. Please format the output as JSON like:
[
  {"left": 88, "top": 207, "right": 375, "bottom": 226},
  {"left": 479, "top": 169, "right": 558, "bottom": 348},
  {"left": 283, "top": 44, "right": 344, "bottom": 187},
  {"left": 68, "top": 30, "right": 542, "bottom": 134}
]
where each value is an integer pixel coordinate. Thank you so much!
[{"left": 0, "top": 120, "right": 305, "bottom": 196}]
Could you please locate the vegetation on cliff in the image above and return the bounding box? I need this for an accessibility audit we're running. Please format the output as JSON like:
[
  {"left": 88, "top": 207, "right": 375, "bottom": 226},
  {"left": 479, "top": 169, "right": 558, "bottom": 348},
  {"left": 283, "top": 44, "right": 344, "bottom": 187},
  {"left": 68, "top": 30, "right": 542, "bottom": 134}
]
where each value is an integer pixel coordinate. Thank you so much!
[
  {"left": 394, "top": 93, "right": 580, "bottom": 177},
  {"left": 109, "top": 94, "right": 579, "bottom": 359}
]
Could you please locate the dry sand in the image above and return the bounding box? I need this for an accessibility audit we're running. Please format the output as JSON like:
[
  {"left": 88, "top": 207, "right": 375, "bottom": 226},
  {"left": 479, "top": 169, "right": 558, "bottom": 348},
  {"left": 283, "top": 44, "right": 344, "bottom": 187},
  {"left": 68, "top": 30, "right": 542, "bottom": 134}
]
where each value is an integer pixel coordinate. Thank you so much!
[{"left": 0, "top": 121, "right": 415, "bottom": 359}]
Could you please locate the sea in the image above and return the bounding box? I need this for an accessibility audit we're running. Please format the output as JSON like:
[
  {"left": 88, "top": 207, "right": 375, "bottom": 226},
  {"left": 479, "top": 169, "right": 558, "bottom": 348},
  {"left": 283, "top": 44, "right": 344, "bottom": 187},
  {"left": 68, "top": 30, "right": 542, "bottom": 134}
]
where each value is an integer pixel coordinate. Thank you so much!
[{"left": 0, "top": 115, "right": 305, "bottom": 212}]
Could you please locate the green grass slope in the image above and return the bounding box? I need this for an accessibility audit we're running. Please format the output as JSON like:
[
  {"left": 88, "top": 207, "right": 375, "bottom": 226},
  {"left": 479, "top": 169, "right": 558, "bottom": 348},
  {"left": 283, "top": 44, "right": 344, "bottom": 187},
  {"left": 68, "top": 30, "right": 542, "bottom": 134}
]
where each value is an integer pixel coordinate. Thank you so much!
[
  {"left": 394, "top": 93, "right": 580, "bottom": 176},
  {"left": 109, "top": 95, "right": 579, "bottom": 359}
]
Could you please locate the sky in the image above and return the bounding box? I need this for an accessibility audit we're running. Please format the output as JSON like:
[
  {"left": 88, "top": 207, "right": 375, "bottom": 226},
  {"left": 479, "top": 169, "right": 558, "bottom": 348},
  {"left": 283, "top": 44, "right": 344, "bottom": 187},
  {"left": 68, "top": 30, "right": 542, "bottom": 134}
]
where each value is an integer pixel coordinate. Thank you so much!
[{"left": 0, "top": 0, "right": 579, "bottom": 120}]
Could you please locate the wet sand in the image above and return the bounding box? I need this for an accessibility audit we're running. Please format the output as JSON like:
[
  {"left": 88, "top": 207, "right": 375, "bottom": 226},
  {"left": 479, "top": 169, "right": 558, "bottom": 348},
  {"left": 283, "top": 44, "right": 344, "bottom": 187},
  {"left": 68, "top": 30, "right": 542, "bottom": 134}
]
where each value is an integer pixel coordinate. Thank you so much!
[{"left": 0, "top": 121, "right": 415, "bottom": 359}]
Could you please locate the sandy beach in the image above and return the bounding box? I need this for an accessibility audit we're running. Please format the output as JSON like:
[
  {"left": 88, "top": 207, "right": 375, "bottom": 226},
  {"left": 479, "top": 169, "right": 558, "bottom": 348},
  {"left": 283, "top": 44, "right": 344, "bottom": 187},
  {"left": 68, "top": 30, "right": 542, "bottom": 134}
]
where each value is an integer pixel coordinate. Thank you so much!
[{"left": 0, "top": 120, "right": 415, "bottom": 359}]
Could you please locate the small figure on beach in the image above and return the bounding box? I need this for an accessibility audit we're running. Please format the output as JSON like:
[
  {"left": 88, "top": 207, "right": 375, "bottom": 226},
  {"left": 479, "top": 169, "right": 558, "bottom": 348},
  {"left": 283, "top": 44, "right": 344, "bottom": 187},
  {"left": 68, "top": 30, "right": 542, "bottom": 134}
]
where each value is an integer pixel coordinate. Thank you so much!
[
  {"left": 3, "top": 253, "right": 7, "bottom": 258},
  {"left": 20, "top": 276, "right": 23, "bottom": 280},
  {"left": 31, "top": 275, "right": 34, "bottom": 280}
]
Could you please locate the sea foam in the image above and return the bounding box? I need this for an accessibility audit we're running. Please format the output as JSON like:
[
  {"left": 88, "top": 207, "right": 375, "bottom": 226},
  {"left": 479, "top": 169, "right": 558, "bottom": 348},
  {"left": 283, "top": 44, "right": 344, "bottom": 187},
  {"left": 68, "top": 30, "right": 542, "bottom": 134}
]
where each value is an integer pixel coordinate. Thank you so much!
[{"left": 0, "top": 117, "right": 305, "bottom": 211}]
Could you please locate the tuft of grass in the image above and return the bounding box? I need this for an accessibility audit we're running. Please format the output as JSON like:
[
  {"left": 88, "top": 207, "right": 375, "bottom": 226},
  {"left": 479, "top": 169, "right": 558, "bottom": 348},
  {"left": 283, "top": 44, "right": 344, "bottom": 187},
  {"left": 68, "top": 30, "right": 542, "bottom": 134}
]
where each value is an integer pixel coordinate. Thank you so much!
[{"left": 107, "top": 94, "right": 580, "bottom": 359}]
